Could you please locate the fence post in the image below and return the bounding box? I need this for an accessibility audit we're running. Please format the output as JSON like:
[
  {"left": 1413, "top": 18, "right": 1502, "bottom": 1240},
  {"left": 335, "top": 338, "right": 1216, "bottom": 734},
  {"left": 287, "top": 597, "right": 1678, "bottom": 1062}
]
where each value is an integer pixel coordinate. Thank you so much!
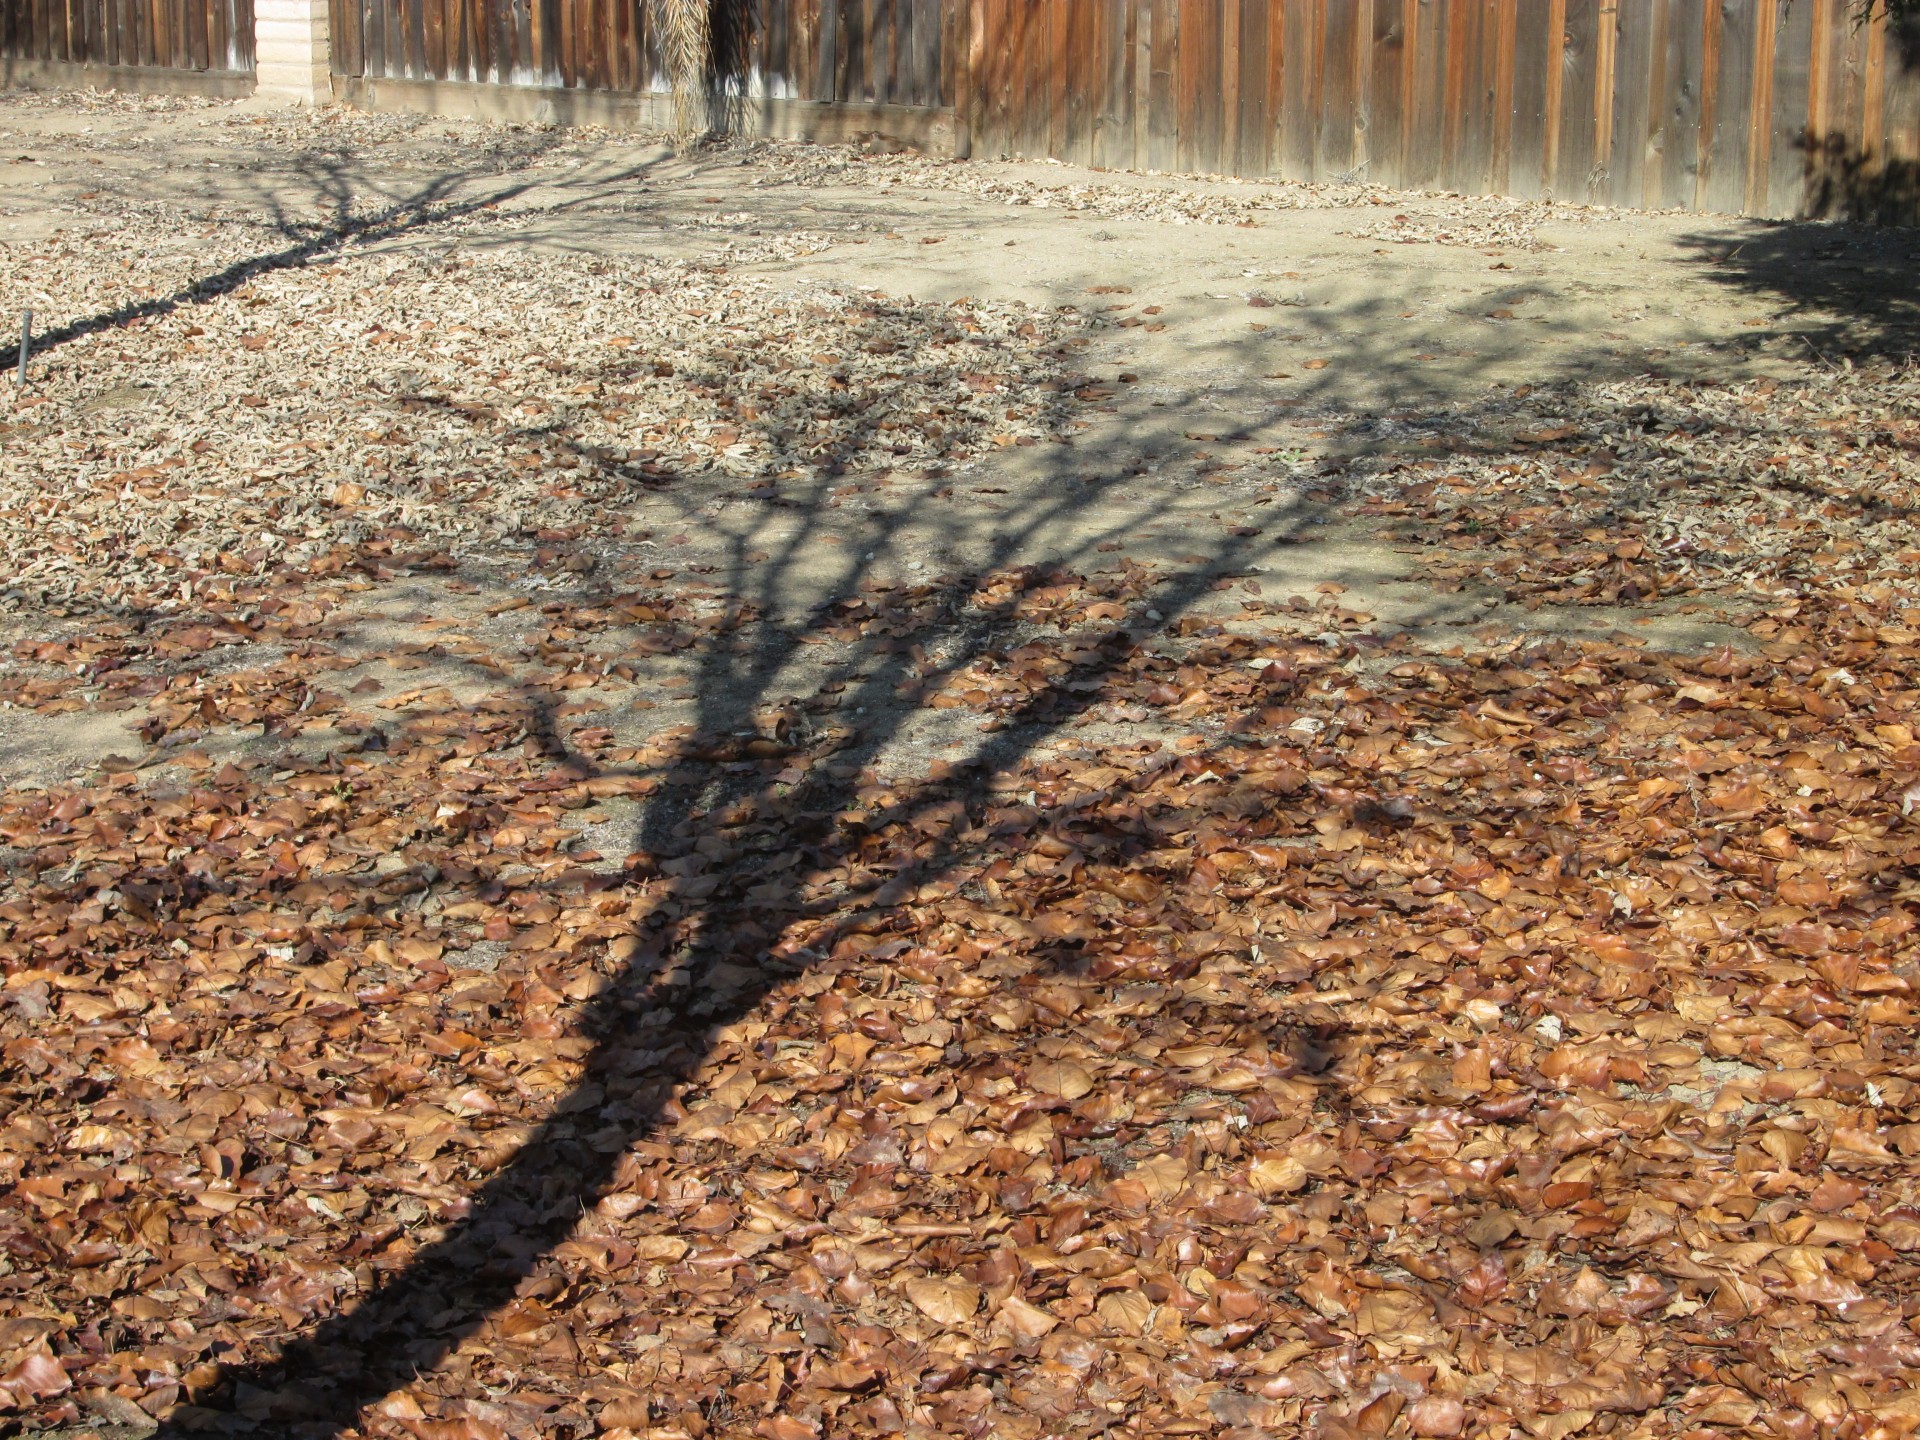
[{"left": 254, "top": 0, "right": 331, "bottom": 102}]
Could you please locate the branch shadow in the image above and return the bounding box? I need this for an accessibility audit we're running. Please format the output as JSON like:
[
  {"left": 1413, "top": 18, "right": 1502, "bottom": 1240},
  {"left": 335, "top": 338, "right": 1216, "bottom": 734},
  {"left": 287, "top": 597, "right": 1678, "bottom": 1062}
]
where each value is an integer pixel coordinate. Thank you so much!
[{"left": 0, "top": 111, "right": 1767, "bottom": 1440}]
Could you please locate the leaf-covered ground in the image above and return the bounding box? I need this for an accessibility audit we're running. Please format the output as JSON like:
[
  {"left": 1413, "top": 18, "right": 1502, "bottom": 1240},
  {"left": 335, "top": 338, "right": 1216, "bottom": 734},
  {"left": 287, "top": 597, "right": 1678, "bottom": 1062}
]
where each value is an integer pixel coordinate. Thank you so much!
[{"left": 4, "top": 94, "right": 1920, "bottom": 1440}]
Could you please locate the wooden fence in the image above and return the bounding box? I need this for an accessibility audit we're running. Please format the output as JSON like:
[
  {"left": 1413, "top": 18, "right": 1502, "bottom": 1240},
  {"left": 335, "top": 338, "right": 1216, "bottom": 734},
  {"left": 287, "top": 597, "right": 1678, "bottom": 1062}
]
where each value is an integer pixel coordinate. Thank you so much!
[
  {"left": 964, "top": 0, "right": 1920, "bottom": 219},
  {"left": 331, "top": 0, "right": 955, "bottom": 110},
  {"left": 5, "top": 0, "right": 1919, "bottom": 221},
  {"left": 0, "top": 0, "right": 252, "bottom": 71}
]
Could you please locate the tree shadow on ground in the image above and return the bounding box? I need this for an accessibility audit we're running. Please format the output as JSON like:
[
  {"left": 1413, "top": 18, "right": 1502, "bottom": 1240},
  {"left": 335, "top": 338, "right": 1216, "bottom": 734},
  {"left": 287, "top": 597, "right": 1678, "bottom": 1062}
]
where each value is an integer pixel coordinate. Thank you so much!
[
  {"left": 0, "top": 120, "right": 1778, "bottom": 1440},
  {"left": 1679, "top": 191, "right": 1920, "bottom": 366}
]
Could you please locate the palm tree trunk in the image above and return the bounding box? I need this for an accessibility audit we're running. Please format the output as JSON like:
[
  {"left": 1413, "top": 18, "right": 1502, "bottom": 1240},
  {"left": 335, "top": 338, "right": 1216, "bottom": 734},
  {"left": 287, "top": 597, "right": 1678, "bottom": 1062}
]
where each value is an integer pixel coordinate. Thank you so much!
[{"left": 653, "top": 0, "right": 711, "bottom": 144}]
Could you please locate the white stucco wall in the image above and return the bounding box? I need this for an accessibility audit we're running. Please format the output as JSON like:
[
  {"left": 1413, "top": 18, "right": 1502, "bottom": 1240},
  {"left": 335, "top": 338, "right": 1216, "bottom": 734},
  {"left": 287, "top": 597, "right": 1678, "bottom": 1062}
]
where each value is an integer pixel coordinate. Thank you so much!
[{"left": 254, "top": 0, "right": 330, "bottom": 103}]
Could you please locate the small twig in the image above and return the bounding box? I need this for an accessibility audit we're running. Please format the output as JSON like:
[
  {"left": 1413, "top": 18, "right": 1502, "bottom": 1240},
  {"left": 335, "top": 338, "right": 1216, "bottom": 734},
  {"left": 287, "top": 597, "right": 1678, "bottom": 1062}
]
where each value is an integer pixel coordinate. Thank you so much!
[{"left": 14, "top": 310, "right": 28, "bottom": 386}]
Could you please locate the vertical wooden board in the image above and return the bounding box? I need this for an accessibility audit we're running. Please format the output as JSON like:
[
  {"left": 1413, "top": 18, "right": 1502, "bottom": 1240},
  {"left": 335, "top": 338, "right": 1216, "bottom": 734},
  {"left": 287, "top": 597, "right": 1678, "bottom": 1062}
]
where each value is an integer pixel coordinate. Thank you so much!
[
  {"left": 1004, "top": 0, "right": 1031, "bottom": 154},
  {"left": 1702, "top": 0, "right": 1754, "bottom": 213},
  {"left": 840, "top": 0, "right": 864, "bottom": 102},
  {"left": 1174, "top": 0, "right": 1196, "bottom": 171},
  {"left": 914, "top": 0, "right": 940, "bottom": 105},
  {"left": 1147, "top": 0, "right": 1176, "bottom": 170},
  {"left": 1860, "top": 6, "right": 1886, "bottom": 160},
  {"left": 1091, "top": 0, "right": 1124, "bottom": 166},
  {"left": 842, "top": 0, "right": 864, "bottom": 98},
  {"left": 614, "top": 0, "right": 634, "bottom": 88},
  {"left": 1766, "top": 0, "right": 1812, "bottom": 216},
  {"left": 907, "top": 0, "right": 929, "bottom": 106},
  {"left": 1805, "top": 0, "right": 1833, "bottom": 146},
  {"left": 1635, "top": 0, "right": 1670, "bottom": 205},
  {"left": 1085, "top": 0, "right": 1113, "bottom": 164},
  {"left": 1823, "top": 0, "right": 1868, "bottom": 161},
  {"left": 1658, "top": 0, "right": 1707, "bottom": 207},
  {"left": 1053, "top": 0, "right": 1076, "bottom": 160},
  {"left": 1608, "top": 0, "right": 1655, "bottom": 206},
  {"left": 1486, "top": 0, "right": 1517, "bottom": 192},
  {"left": 885, "top": 0, "right": 904, "bottom": 104},
  {"left": 843, "top": 0, "right": 868, "bottom": 100},
  {"left": 829, "top": 0, "right": 845, "bottom": 99},
  {"left": 1016, "top": 0, "right": 1049, "bottom": 156},
  {"left": 896, "top": 0, "right": 912, "bottom": 102},
  {"left": 587, "top": 0, "right": 607, "bottom": 89},
  {"left": 1218, "top": 0, "right": 1239, "bottom": 172},
  {"left": 1199, "top": 0, "right": 1226, "bottom": 174},
  {"left": 552, "top": 0, "right": 571, "bottom": 83},
  {"left": 1591, "top": 0, "right": 1617, "bottom": 185},
  {"left": 1367, "top": 0, "right": 1408, "bottom": 187},
  {"left": 384, "top": 0, "right": 405, "bottom": 78},
  {"left": 1131, "top": 0, "right": 1151, "bottom": 168},
  {"left": 1279, "top": 0, "right": 1319, "bottom": 180},
  {"left": 1742, "top": 0, "right": 1778, "bottom": 211},
  {"left": 1690, "top": 0, "right": 1721, "bottom": 204},
  {"left": 445, "top": 0, "right": 466, "bottom": 78},
  {"left": 1556, "top": 0, "right": 1601, "bottom": 200},
  {"left": 327, "top": 0, "right": 349, "bottom": 70},
  {"left": 360, "top": 0, "right": 382, "bottom": 78},
  {"left": 1236, "top": 0, "right": 1269, "bottom": 174},
  {"left": 784, "top": 0, "right": 807, "bottom": 99},
  {"left": 987, "top": 0, "right": 1011, "bottom": 141},
  {"left": 1405, "top": 0, "right": 1447, "bottom": 188},
  {"left": 1455, "top": 0, "right": 1498, "bottom": 193},
  {"left": 1884, "top": 12, "right": 1920, "bottom": 183},
  {"left": 812, "top": 0, "right": 838, "bottom": 103},
  {"left": 1063, "top": 0, "right": 1094, "bottom": 163},
  {"left": 404, "top": 0, "right": 425, "bottom": 78},
  {"left": 1317, "top": 0, "right": 1358, "bottom": 179}
]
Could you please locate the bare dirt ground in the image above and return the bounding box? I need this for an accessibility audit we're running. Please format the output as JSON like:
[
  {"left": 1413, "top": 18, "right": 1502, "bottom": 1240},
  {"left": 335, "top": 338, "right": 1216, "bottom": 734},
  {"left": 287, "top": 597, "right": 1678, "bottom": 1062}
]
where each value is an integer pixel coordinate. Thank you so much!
[
  {"left": 3, "top": 88, "right": 1920, "bottom": 1440},
  {"left": 2, "top": 89, "right": 1902, "bottom": 783}
]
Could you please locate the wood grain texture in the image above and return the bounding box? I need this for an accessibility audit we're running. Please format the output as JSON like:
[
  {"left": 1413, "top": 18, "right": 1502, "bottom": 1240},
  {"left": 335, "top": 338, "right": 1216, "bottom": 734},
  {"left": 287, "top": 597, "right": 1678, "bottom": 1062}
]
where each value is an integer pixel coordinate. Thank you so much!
[
  {"left": 1146, "top": 0, "right": 1176, "bottom": 170},
  {"left": 1318, "top": 0, "right": 1358, "bottom": 180},
  {"left": 1766, "top": 0, "right": 1812, "bottom": 216},
  {"left": 1365, "top": 0, "right": 1406, "bottom": 185}
]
